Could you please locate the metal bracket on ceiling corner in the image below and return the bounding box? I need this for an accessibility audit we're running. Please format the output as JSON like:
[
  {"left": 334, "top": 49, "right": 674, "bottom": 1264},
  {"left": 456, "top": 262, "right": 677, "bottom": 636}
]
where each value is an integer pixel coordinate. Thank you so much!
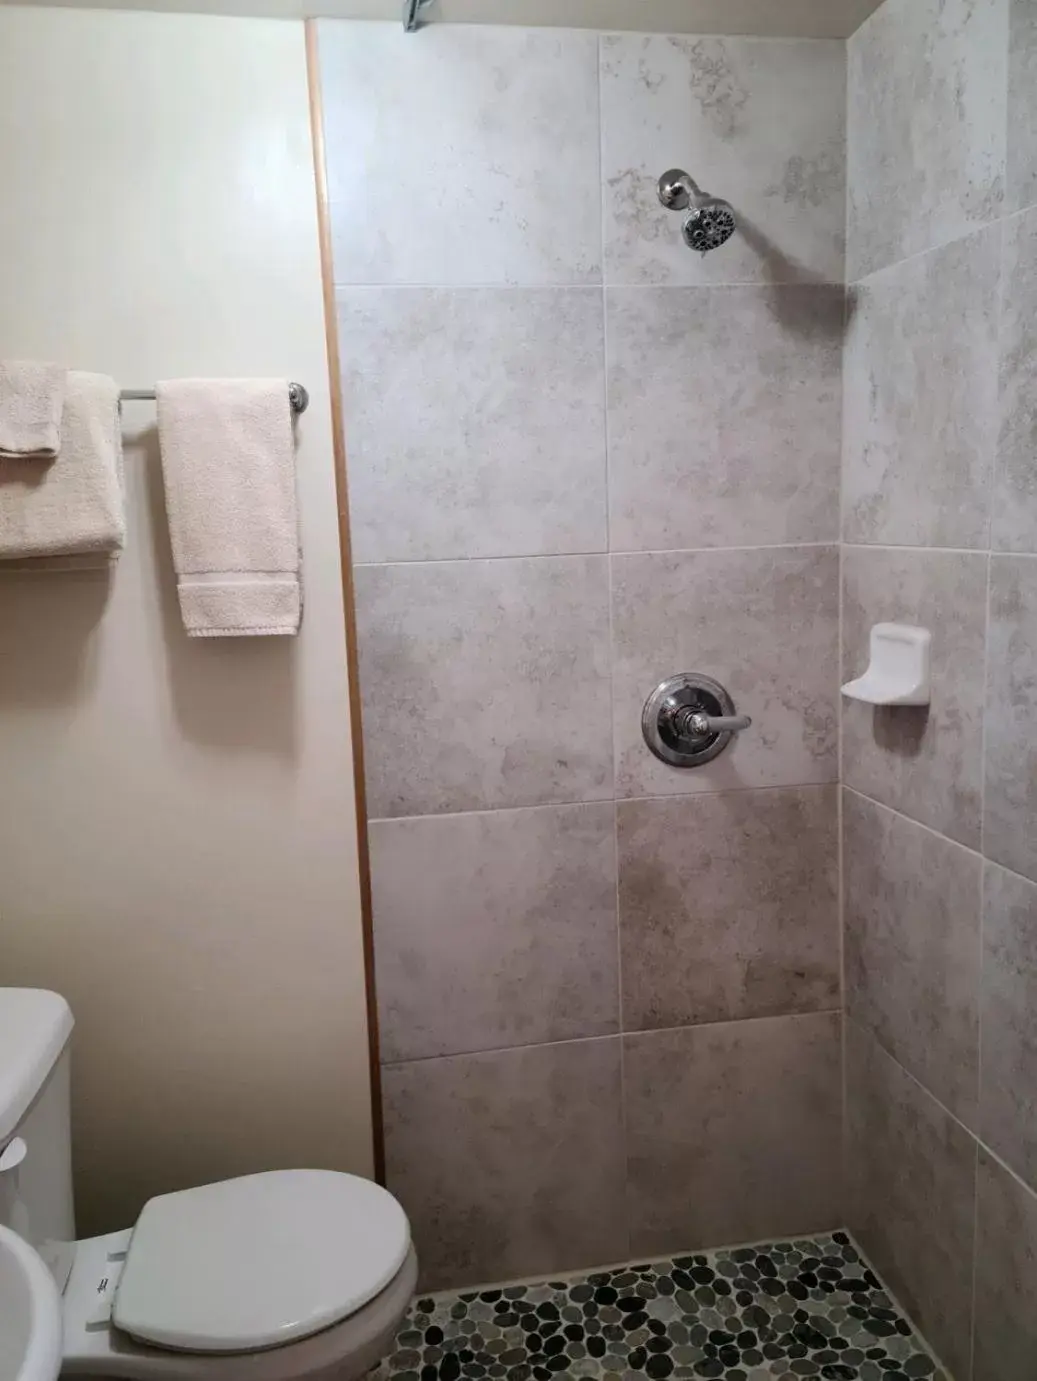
[{"left": 403, "top": 0, "right": 436, "bottom": 31}]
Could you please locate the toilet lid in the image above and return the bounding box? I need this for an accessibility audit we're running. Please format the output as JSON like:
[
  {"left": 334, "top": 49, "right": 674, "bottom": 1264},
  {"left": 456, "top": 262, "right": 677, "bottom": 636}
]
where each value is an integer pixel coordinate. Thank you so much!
[{"left": 112, "top": 1170, "right": 411, "bottom": 1354}]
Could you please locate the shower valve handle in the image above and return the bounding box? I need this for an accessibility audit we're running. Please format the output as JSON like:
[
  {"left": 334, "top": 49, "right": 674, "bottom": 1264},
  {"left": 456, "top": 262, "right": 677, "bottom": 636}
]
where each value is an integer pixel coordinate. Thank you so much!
[
  {"left": 642, "top": 673, "right": 750, "bottom": 768},
  {"left": 674, "top": 708, "right": 752, "bottom": 738}
]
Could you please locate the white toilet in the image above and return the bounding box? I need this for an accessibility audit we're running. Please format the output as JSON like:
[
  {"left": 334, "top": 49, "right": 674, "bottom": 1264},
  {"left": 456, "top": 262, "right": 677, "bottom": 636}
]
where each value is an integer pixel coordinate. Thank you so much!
[{"left": 0, "top": 989, "right": 417, "bottom": 1380}]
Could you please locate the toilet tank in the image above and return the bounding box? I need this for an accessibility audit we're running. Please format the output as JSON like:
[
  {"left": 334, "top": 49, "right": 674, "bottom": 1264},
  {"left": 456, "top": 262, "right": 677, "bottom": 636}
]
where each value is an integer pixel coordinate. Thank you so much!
[{"left": 0, "top": 989, "right": 75, "bottom": 1289}]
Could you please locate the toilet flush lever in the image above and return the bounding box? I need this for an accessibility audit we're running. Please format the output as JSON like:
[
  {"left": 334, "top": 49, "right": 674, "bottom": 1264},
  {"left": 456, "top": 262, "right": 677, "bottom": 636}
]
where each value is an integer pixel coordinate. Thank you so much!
[{"left": 0, "top": 1137, "right": 27, "bottom": 1173}]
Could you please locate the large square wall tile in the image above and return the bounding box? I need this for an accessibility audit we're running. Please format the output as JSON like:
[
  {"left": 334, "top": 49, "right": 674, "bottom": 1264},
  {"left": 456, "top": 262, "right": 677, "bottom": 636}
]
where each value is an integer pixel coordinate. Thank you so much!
[
  {"left": 355, "top": 556, "right": 612, "bottom": 818},
  {"left": 617, "top": 787, "right": 838, "bottom": 1031},
  {"left": 842, "top": 226, "right": 1000, "bottom": 549},
  {"left": 624, "top": 1014, "right": 841, "bottom": 1257},
  {"left": 846, "top": 0, "right": 1006, "bottom": 278},
  {"left": 383, "top": 1038, "right": 627, "bottom": 1289},
  {"left": 606, "top": 286, "right": 842, "bottom": 552},
  {"left": 611, "top": 546, "right": 838, "bottom": 799},
  {"left": 843, "top": 789, "right": 981, "bottom": 1127},
  {"left": 1008, "top": 0, "right": 1037, "bottom": 214},
  {"left": 985, "top": 556, "right": 1037, "bottom": 884},
  {"left": 319, "top": 22, "right": 601, "bottom": 286},
  {"left": 600, "top": 34, "right": 845, "bottom": 286},
  {"left": 974, "top": 1149, "right": 1037, "bottom": 1381},
  {"left": 844, "top": 1020, "right": 976, "bottom": 1381},
  {"left": 371, "top": 803, "right": 618, "bottom": 1062},
  {"left": 338, "top": 288, "right": 607, "bottom": 563},
  {"left": 841, "top": 546, "right": 987, "bottom": 848},
  {"left": 996, "top": 206, "right": 1037, "bottom": 552},
  {"left": 982, "top": 862, "right": 1037, "bottom": 1191}
]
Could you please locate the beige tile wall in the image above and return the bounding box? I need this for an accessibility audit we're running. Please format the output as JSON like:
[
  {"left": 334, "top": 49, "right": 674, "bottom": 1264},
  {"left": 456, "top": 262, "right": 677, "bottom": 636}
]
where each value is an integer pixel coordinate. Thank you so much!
[
  {"left": 843, "top": 1, "right": 1037, "bottom": 1376},
  {"left": 319, "top": 18, "right": 847, "bottom": 1289}
]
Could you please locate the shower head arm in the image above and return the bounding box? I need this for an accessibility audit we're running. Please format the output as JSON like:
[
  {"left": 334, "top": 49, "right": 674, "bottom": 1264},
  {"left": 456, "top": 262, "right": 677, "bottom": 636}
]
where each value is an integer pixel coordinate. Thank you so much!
[{"left": 657, "top": 169, "right": 708, "bottom": 211}]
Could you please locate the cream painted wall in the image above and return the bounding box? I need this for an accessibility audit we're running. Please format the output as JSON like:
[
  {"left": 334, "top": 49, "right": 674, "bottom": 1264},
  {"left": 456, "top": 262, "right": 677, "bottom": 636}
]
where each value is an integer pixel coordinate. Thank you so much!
[{"left": 0, "top": 6, "right": 374, "bottom": 1234}]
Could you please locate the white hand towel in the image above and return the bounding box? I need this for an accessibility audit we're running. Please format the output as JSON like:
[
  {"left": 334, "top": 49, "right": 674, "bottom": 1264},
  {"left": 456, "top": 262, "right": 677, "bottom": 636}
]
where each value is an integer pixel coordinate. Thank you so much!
[
  {"left": 156, "top": 379, "right": 301, "bottom": 638},
  {"left": 0, "top": 360, "right": 66, "bottom": 459},
  {"left": 0, "top": 371, "right": 125, "bottom": 561}
]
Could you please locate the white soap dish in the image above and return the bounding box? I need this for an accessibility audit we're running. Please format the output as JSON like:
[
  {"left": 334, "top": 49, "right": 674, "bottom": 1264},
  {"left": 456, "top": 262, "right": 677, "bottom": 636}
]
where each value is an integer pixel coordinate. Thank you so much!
[{"left": 841, "top": 623, "right": 931, "bottom": 707}]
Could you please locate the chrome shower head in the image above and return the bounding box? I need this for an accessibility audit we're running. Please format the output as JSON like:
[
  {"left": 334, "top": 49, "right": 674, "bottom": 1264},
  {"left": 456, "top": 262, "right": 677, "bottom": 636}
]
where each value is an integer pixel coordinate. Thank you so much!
[
  {"left": 657, "top": 169, "right": 737, "bottom": 254},
  {"left": 681, "top": 199, "right": 737, "bottom": 253}
]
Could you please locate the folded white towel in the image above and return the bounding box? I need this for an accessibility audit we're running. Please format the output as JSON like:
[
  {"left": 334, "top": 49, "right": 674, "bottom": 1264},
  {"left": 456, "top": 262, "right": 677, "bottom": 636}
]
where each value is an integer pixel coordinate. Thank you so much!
[
  {"left": 156, "top": 379, "right": 301, "bottom": 637},
  {"left": 0, "top": 371, "right": 125, "bottom": 562},
  {"left": 0, "top": 360, "right": 66, "bottom": 459}
]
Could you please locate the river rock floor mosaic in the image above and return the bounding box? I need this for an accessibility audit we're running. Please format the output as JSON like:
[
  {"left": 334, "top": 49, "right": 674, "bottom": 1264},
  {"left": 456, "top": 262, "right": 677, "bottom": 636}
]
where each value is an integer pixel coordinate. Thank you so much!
[{"left": 371, "top": 1232, "right": 946, "bottom": 1381}]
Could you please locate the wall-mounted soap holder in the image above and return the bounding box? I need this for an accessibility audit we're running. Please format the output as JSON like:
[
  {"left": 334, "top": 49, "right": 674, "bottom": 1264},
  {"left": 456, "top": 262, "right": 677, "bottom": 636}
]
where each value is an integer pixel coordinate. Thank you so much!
[{"left": 841, "top": 623, "right": 931, "bottom": 707}]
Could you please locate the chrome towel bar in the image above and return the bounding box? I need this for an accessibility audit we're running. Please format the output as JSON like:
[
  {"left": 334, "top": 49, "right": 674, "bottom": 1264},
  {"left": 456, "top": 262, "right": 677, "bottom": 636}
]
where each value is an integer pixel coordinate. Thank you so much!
[{"left": 118, "top": 382, "right": 309, "bottom": 415}]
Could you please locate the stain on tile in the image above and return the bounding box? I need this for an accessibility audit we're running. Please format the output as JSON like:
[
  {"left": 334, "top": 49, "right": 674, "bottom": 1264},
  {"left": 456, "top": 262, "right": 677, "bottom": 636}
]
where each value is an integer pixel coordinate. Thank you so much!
[{"left": 618, "top": 789, "right": 838, "bottom": 1030}]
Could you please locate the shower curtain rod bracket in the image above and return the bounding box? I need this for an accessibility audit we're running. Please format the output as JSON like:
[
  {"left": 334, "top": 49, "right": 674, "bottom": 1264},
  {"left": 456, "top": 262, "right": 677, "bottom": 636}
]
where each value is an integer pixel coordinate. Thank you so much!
[{"left": 403, "top": 0, "right": 436, "bottom": 32}]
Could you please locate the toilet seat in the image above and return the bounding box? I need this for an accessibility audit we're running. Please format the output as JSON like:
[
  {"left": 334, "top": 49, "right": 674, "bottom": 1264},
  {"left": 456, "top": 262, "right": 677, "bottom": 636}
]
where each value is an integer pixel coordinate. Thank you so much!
[{"left": 112, "top": 1170, "right": 410, "bottom": 1354}]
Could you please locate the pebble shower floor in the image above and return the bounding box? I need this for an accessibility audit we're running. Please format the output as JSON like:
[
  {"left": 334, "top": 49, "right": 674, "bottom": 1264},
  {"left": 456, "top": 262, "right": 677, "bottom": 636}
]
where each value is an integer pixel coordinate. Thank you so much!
[{"left": 371, "top": 1232, "right": 946, "bottom": 1381}]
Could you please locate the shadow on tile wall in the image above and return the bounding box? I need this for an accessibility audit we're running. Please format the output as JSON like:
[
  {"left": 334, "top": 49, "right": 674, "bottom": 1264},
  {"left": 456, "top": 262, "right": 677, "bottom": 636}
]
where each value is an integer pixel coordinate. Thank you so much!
[
  {"left": 318, "top": 17, "right": 848, "bottom": 1292},
  {"left": 843, "top": 1, "right": 1037, "bottom": 1377}
]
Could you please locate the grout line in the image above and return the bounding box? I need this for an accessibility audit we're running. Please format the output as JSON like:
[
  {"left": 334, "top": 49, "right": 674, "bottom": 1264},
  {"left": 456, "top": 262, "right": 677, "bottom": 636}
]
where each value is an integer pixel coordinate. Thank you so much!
[
  {"left": 969, "top": 545, "right": 994, "bottom": 1381},
  {"left": 841, "top": 786, "right": 1034, "bottom": 896},
  {"left": 597, "top": 30, "right": 632, "bottom": 1265},
  {"left": 381, "top": 1008, "right": 846, "bottom": 1070},
  {"left": 333, "top": 282, "right": 606, "bottom": 292},
  {"left": 355, "top": 541, "right": 841, "bottom": 569},
  {"left": 1002, "top": 197, "right": 1037, "bottom": 228},
  {"left": 354, "top": 541, "right": 840, "bottom": 568},
  {"left": 844, "top": 544, "right": 1037, "bottom": 563},
  {"left": 841, "top": 1229, "right": 953, "bottom": 1378},
  {"left": 969, "top": 1076, "right": 982, "bottom": 1381},
  {"left": 841, "top": 542, "right": 999, "bottom": 558},
  {"left": 330, "top": 278, "right": 847, "bottom": 292},
  {"left": 980, "top": 550, "right": 994, "bottom": 863},
  {"left": 847, "top": 1013, "right": 1037, "bottom": 1210},
  {"left": 369, "top": 780, "right": 840, "bottom": 827},
  {"left": 848, "top": 193, "right": 1036, "bottom": 290},
  {"left": 421, "top": 1224, "right": 855, "bottom": 1304},
  {"left": 841, "top": 784, "right": 984, "bottom": 861},
  {"left": 847, "top": 210, "right": 1006, "bottom": 289},
  {"left": 838, "top": 45, "right": 852, "bottom": 1226},
  {"left": 381, "top": 1031, "right": 622, "bottom": 1070}
]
